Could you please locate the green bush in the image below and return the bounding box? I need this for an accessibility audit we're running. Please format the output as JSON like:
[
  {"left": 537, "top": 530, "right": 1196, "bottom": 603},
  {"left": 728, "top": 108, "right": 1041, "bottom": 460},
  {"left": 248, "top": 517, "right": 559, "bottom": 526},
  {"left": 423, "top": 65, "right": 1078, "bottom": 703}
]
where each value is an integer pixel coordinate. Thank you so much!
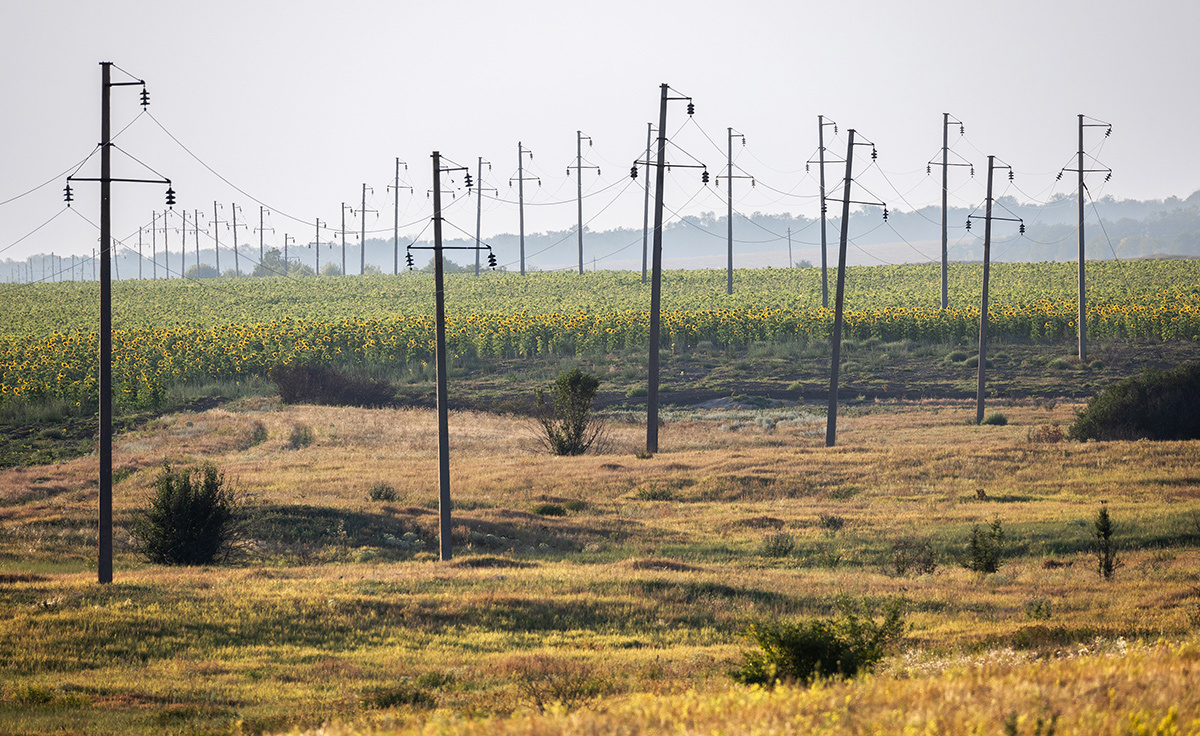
[
  {"left": 368, "top": 482, "right": 399, "bottom": 502},
  {"left": 130, "top": 463, "right": 241, "bottom": 565},
  {"left": 962, "top": 517, "right": 1005, "bottom": 573},
  {"left": 758, "top": 532, "right": 795, "bottom": 558},
  {"left": 981, "top": 412, "right": 1008, "bottom": 426},
  {"left": 1070, "top": 362, "right": 1200, "bottom": 441},
  {"left": 731, "top": 598, "right": 906, "bottom": 687},
  {"left": 536, "top": 369, "right": 603, "bottom": 456},
  {"left": 1095, "top": 502, "right": 1119, "bottom": 580},
  {"left": 532, "top": 502, "right": 567, "bottom": 516}
]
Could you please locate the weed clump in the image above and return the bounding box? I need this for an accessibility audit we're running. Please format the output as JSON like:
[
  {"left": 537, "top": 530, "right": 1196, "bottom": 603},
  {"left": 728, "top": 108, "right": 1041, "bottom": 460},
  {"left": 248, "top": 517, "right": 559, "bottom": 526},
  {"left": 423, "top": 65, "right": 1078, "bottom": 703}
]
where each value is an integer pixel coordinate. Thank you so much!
[
  {"left": 758, "top": 532, "right": 795, "bottom": 558},
  {"left": 731, "top": 598, "right": 906, "bottom": 687},
  {"left": 535, "top": 369, "right": 603, "bottom": 456},
  {"left": 981, "top": 412, "right": 1008, "bottom": 426},
  {"left": 129, "top": 463, "right": 241, "bottom": 565},
  {"left": 368, "top": 482, "right": 399, "bottom": 502},
  {"left": 288, "top": 423, "right": 315, "bottom": 450},
  {"left": 1070, "top": 362, "right": 1200, "bottom": 441}
]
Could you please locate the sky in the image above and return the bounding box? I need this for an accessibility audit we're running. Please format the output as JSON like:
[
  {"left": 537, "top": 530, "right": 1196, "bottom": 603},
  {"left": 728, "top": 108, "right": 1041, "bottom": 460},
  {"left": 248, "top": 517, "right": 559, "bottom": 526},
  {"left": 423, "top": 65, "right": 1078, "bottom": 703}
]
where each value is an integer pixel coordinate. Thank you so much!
[{"left": 2, "top": 0, "right": 1198, "bottom": 267}]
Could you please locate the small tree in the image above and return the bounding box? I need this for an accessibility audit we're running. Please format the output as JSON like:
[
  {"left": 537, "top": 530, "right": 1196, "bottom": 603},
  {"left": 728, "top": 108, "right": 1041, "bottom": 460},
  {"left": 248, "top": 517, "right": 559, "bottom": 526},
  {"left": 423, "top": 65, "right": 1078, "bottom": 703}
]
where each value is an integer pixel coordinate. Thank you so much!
[
  {"left": 1095, "top": 502, "right": 1119, "bottom": 580},
  {"left": 962, "top": 517, "right": 1005, "bottom": 573},
  {"left": 130, "top": 463, "right": 241, "bottom": 565},
  {"left": 536, "top": 369, "right": 602, "bottom": 456}
]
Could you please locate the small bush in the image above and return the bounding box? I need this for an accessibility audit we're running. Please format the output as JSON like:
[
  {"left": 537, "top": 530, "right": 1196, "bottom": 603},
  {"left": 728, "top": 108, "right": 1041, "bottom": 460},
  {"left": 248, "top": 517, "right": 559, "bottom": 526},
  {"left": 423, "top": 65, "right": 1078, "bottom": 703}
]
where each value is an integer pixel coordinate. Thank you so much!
[
  {"left": 882, "top": 537, "right": 938, "bottom": 577},
  {"left": 635, "top": 482, "right": 673, "bottom": 501},
  {"left": 817, "top": 513, "right": 845, "bottom": 532},
  {"left": 288, "top": 423, "right": 315, "bottom": 449},
  {"left": 1048, "top": 357, "right": 1074, "bottom": 370},
  {"left": 532, "top": 502, "right": 567, "bottom": 516},
  {"left": 1095, "top": 502, "right": 1119, "bottom": 580},
  {"left": 731, "top": 598, "right": 906, "bottom": 687},
  {"left": 944, "top": 350, "right": 969, "bottom": 363},
  {"left": 362, "top": 682, "right": 436, "bottom": 709},
  {"left": 507, "top": 655, "right": 610, "bottom": 712},
  {"left": 129, "top": 463, "right": 241, "bottom": 565},
  {"left": 368, "top": 482, "right": 399, "bottom": 502},
  {"left": 269, "top": 362, "right": 393, "bottom": 407},
  {"left": 758, "top": 532, "right": 795, "bottom": 558},
  {"left": 1070, "top": 362, "right": 1200, "bottom": 441},
  {"left": 962, "top": 517, "right": 1005, "bottom": 573},
  {"left": 981, "top": 412, "right": 1008, "bottom": 426},
  {"left": 536, "top": 369, "right": 603, "bottom": 456}
]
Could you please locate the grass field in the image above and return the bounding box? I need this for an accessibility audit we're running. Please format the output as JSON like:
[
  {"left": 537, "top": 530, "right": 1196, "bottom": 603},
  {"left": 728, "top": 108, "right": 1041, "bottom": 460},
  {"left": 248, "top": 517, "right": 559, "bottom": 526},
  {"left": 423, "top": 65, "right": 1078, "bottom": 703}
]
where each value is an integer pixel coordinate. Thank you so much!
[{"left": 3, "top": 396, "right": 1200, "bottom": 734}]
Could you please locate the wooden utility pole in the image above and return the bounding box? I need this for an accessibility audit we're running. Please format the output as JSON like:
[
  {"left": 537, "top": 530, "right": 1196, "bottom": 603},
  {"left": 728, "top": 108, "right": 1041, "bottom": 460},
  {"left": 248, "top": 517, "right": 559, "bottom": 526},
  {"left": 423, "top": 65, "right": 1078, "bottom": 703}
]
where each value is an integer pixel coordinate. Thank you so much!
[
  {"left": 825, "top": 129, "right": 856, "bottom": 448},
  {"left": 431, "top": 151, "right": 452, "bottom": 561},
  {"left": 942, "top": 113, "right": 950, "bottom": 309},
  {"left": 976, "top": 156, "right": 996, "bottom": 425},
  {"left": 647, "top": 85, "right": 670, "bottom": 454},
  {"left": 642, "top": 123, "right": 652, "bottom": 284},
  {"left": 98, "top": 61, "right": 112, "bottom": 584},
  {"left": 818, "top": 116, "right": 832, "bottom": 308},
  {"left": 1077, "top": 114, "right": 1087, "bottom": 361},
  {"left": 570, "top": 131, "right": 598, "bottom": 274}
]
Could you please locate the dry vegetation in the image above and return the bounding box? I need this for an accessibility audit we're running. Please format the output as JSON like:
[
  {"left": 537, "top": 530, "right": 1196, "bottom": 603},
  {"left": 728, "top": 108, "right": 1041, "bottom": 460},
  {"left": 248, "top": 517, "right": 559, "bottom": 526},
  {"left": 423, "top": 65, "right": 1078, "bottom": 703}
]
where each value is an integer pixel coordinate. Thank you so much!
[{"left": 3, "top": 398, "right": 1200, "bottom": 734}]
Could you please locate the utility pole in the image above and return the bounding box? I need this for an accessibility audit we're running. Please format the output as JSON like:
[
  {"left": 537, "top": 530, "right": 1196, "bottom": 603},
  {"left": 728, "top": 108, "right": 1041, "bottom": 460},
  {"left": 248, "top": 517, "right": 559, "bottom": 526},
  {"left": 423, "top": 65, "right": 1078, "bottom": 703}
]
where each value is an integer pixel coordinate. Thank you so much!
[
  {"left": 473, "top": 157, "right": 495, "bottom": 276},
  {"left": 388, "top": 159, "right": 410, "bottom": 275},
  {"left": 511, "top": 143, "right": 538, "bottom": 275},
  {"left": 138, "top": 227, "right": 143, "bottom": 280},
  {"left": 927, "top": 114, "right": 967, "bottom": 309},
  {"left": 212, "top": 202, "right": 223, "bottom": 275},
  {"left": 406, "top": 152, "right": 490, "bottom": 562},
  {"left": 193, "top": 209, "right": 200, "bottom": 274},
  {"left": 284, "top": 234, "right": 294, "bottom": 276},
  {"left": 720, "top": 127, "right": 751, "bottom": 295},
  {"left": 568, "top": 131, "right": 599, "bottom": 274},
  {"left": 64, "top": 61, "right": 172, "bottom": 583},
  {"left": 813, "top": 116, "right": 838, "bottom": 309},
  {"left": 179, "top": 210, "right": 186, "bottom": 277},
  {"left": 151, "top": 211, "right": 157, "bottom": 279},
  {"left": 642, "top": 122, "right": 653, "bottom": 284},
  {"left": 314, "top": 218, "right": 324, "bottom": 275},
  {"left": 825, "top": 131, "right": 884, "bottom": 447},
  {"left": 161, "top": 209, "right": 169, "bottom": 278},
  {"left": 636, "top": 84, "right": 700, "bottom": 454},
  {"left": 256, "top": 206, "right": 273, "bottom": 275},
  {"left": 356, "top": 183, "right": 376, "bottom": 274},
  {"left": 787, "top": 227, "right": 792, "bottom": 268},
  {"left": 1060, "top": 115, "right": 1112, "bottom": 361},
  {"left": 967, "top": 157, "right": 1021, "bottom": 424},
  {"left": 341, "top": 202, "right": 351, "bottom": 275},
  {"left": 230, "top": 204, "right": 246, "bottom": 277}
]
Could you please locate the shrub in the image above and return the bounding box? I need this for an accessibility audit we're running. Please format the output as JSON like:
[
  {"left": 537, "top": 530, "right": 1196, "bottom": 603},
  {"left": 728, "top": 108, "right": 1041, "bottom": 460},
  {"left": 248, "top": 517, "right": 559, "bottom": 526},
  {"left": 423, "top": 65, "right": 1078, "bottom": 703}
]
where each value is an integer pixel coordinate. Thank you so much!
[
  {"left": 129, "top": 463, "right": 241, "bottom": 565},
  {"left": 532, "top": 502, "right": 567, "bottom": 516},
  {"left": 634, "top": 483, "right": 672, "bottom": 500},
  {"left": 1048, "top": 357, "right": 1074, "bottom": 370},
  {"left": 981, "top": 412, "right": 1008, "bottom": 426},
  {"left": 882, "top": 537, "right": 938, "bottom": 577},
  {"left": 288, "top": 423, "right": 315, "bottom": 449},
  {"left": 944, "top": 350, "right": 969, "bottom": 363},
  {"left": 1070, "top": 362, "right": 1200, "bottom": 441},
  {"left": 961, "top": 517, "right": 1005, "bottom": 573},
  {"left": 368, "top": 482, "right": 399, "bottom": 502},
  {"left": 817, "top": 513, "right": 845, "bottom": 532},
  {"left": 731, "top": 598, "right": 906, "bottom": 687},
  {"left": 268, "top": 362, "right": 393, "bottom": 407},
  {"left": 758, "top": 532, "right": 795, "bottom": 558},
  {"left": 1095, "top": 502, "right": 1119, "bottom": 580},
  {"left": 1026, "top": 423, "right": 1064, "bottom": 443},
  {"left": 507, "top": 655, "right": 610, "bottom": 712},
  {"left": 536, "top": 369, "right": 603, "bottom": 456}
]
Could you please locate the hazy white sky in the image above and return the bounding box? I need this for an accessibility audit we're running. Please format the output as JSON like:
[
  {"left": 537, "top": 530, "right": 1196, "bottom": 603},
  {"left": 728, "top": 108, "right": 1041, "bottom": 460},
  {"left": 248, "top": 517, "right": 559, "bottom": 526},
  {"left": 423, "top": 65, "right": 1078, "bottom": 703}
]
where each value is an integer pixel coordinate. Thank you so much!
[{"left": 2, "top": 0, "right": 1197, "bottom": 263}]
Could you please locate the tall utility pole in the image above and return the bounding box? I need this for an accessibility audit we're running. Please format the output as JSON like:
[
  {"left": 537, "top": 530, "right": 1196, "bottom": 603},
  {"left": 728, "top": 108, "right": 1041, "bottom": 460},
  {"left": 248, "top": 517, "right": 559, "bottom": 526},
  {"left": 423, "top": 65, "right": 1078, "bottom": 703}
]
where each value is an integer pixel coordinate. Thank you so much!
[
  {"left": 721, "top": 127, "right": 751, "bottom": 295},
  {"left": 388, "top": 159, "right": 410, "bottom": 275},
  {"left": 825, "top": 131, "right": 884, "bottom": 447},
  {"left": 179, "top": 210, "right": 186, "bottom": 277},
  {"left": 256, "top": 206, "right": 273, "bottom": 275},
  {"left": 568, "top": 131, "right": 599, "bottom": 274},
  {"left": 511, "top": 143, "right": 537, "bottom": 275},
  {"left": 212, "top": 202, "right": 224, "bottom": 274},
  {"left": 641, "top": 83, "right": 698, "bottom": 454},
  {"left": 314, "top": 219, "right": 324, "bottom": 274},
  {"left": 64, "top": 62, "right": 171, "bottom": 584},
  {"left": 230, "top": 204, "right": 246, "bottom": 277},
  {"left": 138, "top": 227, "right": 143, "bottom": 280},
  {"left": 473, "top": 157, "right": 495, "bottom": 276},
  {"left": 340, "top": 202, "right": 351, "bottom": 275},
  {"left": 357, "top": 183, "right": 376, "bottom": 274},
  {"left": 151, "top": 212, "right": 157, "bottom": 279},
  {"left": 817, "top": 116, "right": 837, "bottom": 308},
  {"left": 787, "top": 227, "right": 792, "bottom": 268},
  {"left": 283, "top": 234, "right": 294, "bottom": 276},
  {"left": 161, "top": 209, "right": 169, "bottom": 278},
  {"left": 928, "top": 113, "right": 967, "bottom": 309},
  {"left": 967, "top": 157, "right": 1020, "bottom": 424},
  {"left": 431, "top": 152, "right": 451, "bottom": 560},
  {"left": 193, "top": 209, "right": 200, "bottom": 273},
  {"left": 641, "top": 122, "right": 653, "bottom": 284},
  {"left": 1062, "top": 115, "right": 1112, "bottom": 361}
]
